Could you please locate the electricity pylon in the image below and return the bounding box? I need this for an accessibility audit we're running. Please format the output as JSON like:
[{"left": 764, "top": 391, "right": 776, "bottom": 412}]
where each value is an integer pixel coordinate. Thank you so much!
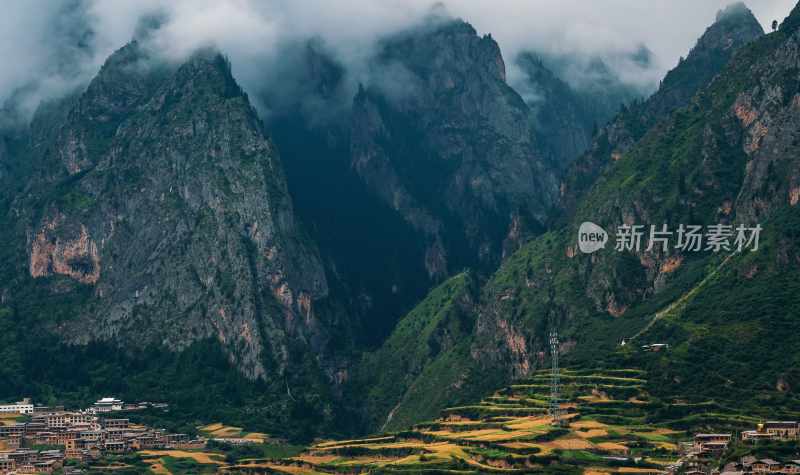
[{"left": 549, "top": 331, "right": 563, "bottom": 426}]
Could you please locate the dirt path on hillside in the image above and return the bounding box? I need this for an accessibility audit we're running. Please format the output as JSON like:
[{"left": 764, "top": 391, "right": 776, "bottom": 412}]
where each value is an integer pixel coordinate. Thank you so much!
[{"left": 629, "top": 253, "right": 733, "bottom": 342}]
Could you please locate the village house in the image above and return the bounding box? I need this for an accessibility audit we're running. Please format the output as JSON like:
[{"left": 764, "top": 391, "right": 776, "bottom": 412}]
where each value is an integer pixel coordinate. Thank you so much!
[
  {"left": 90, "top": 397, "right": 124, "bottom": 413},
  {"left": 166, "top": 433, "right": 189, "bottom": 444},
  {"left": 14, "top": 462, "right": 37, "bottom": 474},
  {"left": 0, "top": 458, "right": 15, "bottom": 475},
  {"left": 728, "top": 456, "right": 800, "bottom": 475},
  {"left": 0, "top": 424, "right": 24, "bottom": 438},
  {"left": 44, "top": 411, "right": 97, "bottom": 429},
  {"left": 752, "top": 459, "right": 783, "bottom": 474},
  {"left": 0, "top": 398, "right": 34, "bottom": 415},
  {"left": 101, "top": 418, "right": 129, "bottom": 429},
  {"left": 742, "top": 429, "right": 774, "bottom": 442},
  {"left": 105, "top": 427, "right": 129, "bottom": 440},
  {"left": 742, "top": 421, "right": 800, "bottom": 443},
  {"left": 32, "top": 459, "right": 61, "bottom": 474},
  {"left": 64, "top": 443, "right": 85, "bottom": 462},
  {"left": 695, "top": 434, "right": 732, "bottom": 449},
  {"left": 3, "top": 450, "right": 35, "bottom": 466},
  {"left": 784, "top": 463, "right": 800, "bottom": 474},
  {"left": 764, "top": 421, "right": 799, "bottom": 440},
  {"left": 23, "top": 421, "right": 46, "bottom": 435},
  {"left": 103, "top": 439, "right": 128, "bottom": 453},
  {"left": 694, "top": 433, "right": 732, "bottom": 457},
  {"left": 0, "top": 435, "right": 21, "bottom": 449},
  {"left": 133, "top": 434, "right": 159, "bottom": 449}
]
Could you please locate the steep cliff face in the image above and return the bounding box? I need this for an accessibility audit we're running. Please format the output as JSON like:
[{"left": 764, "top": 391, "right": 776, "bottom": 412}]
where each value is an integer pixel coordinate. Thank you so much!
[
  {"left": 265, "top": 41, "right": 432, "bottom": 345},
  {"left": 559, "top": 2, "right": 764, "bottom": 216},
  {"left": 730, "top": 16, "right": 800, "bottom": 222},
  {"left": 15, "top": 42, "right": 336, "bottom": 382},
  {"left": 350, "top": 20, "right": 559, "bottom": 278}
]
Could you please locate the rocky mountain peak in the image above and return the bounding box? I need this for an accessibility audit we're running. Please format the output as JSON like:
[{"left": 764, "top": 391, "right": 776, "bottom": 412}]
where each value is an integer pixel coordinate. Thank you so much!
[
  {"left": 170, "top": 48, "right": 247, "bottom": 101},
  {"left": 351, "top": 17, "right": 557, "bottom": 278},
  {"left": 51, "top": 42, "right": 160, "bottom": 176},
  {"left": 651, "top": 2, "right": 762, "bottom": 120},
  {"left": 557, "top": 3, "right": 764, "bottom": 218},
  {"left": 377, "top": 18, "right": 506, "bottom": 91},
  {"left": 705, "top": 2, "right": 763, "bottom": 50},
  {"left": 17, "top": 41, "right": 335, "bottom": 382},
  {"left": 716, "top": 2, "right": 754, "bottom": 22}
]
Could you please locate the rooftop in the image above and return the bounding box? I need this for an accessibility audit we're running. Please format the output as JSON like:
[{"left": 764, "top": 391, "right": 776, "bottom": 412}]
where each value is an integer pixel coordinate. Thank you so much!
[
  {"left": 97, "top": 398, "right": 121, "bottom": 403},
  {"left": 765, "top": 421, "right": 798, "bottom": 427}
]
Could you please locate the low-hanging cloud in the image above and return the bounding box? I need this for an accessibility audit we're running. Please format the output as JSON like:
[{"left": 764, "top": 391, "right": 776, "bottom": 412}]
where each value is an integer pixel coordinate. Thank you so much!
[{"left": 0, "top": 0, "right": 795, "bottom": 124}]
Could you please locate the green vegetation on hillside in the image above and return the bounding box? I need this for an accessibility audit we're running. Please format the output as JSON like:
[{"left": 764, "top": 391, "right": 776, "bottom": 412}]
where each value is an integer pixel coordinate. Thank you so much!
[{"left": 354, "top": 272, "right": 489, "bottom": 431}]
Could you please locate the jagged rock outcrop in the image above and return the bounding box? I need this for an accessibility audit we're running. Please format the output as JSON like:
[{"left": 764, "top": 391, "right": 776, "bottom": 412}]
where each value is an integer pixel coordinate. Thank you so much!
[{"left": 17, "top": 42, "right": 334, "bottom": 381}]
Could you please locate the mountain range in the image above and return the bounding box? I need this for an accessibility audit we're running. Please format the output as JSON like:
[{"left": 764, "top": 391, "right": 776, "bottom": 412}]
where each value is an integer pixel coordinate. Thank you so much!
[{"left": 1, "top": 1, "right": 797, "bottom": 443}]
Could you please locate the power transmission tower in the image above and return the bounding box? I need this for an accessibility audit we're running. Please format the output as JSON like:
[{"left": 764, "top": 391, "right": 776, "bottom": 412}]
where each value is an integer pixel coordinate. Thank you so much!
[{"left": 549, "top": 331, "right": 562, "bottom": 426}]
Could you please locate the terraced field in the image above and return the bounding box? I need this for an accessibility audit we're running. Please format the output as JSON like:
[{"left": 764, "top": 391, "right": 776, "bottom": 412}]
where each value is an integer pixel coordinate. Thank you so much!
[
  {"left": 199, "top": 422, "right": 271, "bottom": 443},
  {"left": 241, "top": 369, "right": 690, "bottom": 474}
]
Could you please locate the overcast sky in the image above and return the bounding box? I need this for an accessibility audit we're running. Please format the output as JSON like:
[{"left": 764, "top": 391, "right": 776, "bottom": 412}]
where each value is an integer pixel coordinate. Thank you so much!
[{"left": 0, "top": 0, "right": 796, "bottom": 121}]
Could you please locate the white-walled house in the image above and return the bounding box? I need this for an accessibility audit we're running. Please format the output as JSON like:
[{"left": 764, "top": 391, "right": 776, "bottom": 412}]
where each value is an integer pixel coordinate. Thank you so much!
[{"left": 0, "top": 398, "right": 34, "bottom": 415}]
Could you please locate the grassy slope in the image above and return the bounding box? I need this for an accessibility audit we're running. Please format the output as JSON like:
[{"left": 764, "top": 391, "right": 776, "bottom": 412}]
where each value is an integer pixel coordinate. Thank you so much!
[{"left": 355, "top": 272, "right": 487, "bottom": 432}]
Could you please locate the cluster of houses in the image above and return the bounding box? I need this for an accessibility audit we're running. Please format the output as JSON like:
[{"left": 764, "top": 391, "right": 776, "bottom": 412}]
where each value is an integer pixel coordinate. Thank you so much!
[
  {"left": 680, "top": 421, "right": 800, "bottom": 475},
  {"left": 0, "top": 397, "right": 203, "bottom": 474},
  {"left": 719, "top": 456, "right": 800, "bottom": 475},
  {"left": 689, "top": 421, "right": 800, "bottom": 458}
]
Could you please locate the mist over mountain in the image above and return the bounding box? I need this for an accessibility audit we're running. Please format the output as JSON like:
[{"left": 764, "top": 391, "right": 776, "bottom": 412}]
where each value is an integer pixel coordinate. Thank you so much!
[{"left": 1, "top": 0, "right": 793, "bottom": 124}]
